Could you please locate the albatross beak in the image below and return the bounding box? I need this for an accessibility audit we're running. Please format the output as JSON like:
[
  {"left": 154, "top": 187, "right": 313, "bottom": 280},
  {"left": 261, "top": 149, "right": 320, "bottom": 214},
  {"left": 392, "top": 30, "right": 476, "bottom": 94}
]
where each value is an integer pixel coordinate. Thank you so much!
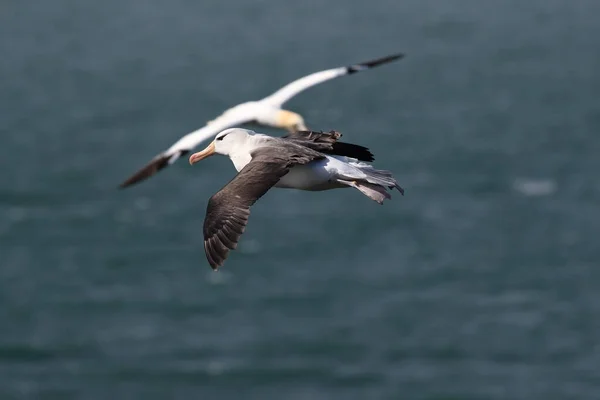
[{"left": 189, "top": 141, "right": 216, "bottom": 165}]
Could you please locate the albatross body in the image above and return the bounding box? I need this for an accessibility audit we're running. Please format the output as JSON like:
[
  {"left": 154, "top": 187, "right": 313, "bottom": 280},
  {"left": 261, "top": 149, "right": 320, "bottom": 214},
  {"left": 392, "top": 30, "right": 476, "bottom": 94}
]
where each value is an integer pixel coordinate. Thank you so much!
[
  {"left": 189, "top": 128, "right": 404, "bottom": 270},
  {"left": 118, "top": 52, "right": 404, "bottom": 188}
]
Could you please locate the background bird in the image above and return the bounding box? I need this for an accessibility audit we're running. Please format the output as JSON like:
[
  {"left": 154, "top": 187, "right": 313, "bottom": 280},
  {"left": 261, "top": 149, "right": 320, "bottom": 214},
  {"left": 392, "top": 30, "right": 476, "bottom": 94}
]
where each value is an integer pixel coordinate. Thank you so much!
[{"left": 118, "top": 53, "right": 404, "bottom": 188}]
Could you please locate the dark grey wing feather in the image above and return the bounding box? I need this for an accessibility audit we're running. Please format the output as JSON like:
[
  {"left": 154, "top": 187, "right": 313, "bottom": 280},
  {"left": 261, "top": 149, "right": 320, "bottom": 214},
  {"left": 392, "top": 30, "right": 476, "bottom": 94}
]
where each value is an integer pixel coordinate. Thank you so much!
[
  {"left": 119, "top": 150, "right": 189, "bottom": 188},
  {"left": 282, "top": 130, "right": 374, "bottom": 162},
  {"left": 283, "top": 129, "right": 342, "bottom": 144},
  {"left": 202, "top": 147, "right": 324, "bottom": 270},
  {"left": 346, "top": 53, "right": 405, "bottom": 74}
]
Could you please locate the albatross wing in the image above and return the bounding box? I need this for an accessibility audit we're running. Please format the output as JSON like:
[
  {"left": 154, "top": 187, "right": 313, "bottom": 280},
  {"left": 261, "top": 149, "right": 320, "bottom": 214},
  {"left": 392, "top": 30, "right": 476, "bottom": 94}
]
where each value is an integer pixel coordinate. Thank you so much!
[
  {"left": 202, "top": 147, "right": 324, "bottom": 270},
  {"left": 282, "top": 130, "right": 375, "bottom": 162}
]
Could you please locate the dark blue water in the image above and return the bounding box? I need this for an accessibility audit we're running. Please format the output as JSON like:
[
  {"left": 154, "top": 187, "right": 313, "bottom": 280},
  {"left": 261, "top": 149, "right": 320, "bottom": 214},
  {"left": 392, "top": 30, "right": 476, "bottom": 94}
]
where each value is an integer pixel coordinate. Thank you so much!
[{"left": 2, "top": 1, "right": 600, "bottom": 398}]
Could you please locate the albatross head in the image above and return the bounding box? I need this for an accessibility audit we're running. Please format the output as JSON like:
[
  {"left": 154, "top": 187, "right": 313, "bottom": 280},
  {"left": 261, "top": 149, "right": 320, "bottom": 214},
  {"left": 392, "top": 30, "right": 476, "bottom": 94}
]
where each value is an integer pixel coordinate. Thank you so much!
[{"left": 189, "top": 128, "right": 252, "bottom": 164}]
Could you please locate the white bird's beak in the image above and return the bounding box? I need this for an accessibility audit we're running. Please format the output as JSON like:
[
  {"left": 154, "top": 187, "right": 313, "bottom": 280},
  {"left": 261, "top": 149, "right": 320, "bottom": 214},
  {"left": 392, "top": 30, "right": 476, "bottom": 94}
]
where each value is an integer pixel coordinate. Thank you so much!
[{"left": 189, "top": 141, "right": 216, "bottom": 165}]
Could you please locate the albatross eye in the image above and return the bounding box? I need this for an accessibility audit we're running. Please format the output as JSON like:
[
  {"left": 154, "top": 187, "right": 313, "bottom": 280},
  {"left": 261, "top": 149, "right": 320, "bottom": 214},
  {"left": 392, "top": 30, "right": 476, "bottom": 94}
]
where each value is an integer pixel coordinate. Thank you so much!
[{"left": 216, "top": 135, "right": 225, "bottom": 141}]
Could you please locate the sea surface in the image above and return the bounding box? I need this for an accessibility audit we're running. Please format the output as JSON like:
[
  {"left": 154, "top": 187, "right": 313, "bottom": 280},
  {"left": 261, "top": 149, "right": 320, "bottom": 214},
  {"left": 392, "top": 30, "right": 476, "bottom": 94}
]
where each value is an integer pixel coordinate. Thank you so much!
[{"left": 1, "top": 1, "right": 600, "bottom": 399}]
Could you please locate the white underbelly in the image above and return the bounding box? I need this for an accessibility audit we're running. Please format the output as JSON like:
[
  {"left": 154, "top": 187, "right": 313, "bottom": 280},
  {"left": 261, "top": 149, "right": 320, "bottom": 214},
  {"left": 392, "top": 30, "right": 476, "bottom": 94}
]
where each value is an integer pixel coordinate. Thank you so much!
[{"left": 274, "top": 157, "right": 349, "bottom": 191}]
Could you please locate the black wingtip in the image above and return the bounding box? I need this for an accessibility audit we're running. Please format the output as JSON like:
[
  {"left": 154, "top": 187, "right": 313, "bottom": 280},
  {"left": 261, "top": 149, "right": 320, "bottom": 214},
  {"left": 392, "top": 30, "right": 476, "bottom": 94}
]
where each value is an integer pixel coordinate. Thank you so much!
[
  {"left": 347, "top": 52, "right": 405, "bottom": 74},
  {"left": 317, "top": 130, "right": 376, "bottom": 162},
  {"left": 118, "top": 155, "right": 171, "bottom": 189},
  {"left": 282, "top": 129, "right": 375, "bottom": 162},
  {"left": 331, "top": 142, "right": 375, "bottom": 162},
  {"left": 118, "top": 150, "right": 189, "bottom": 189}
]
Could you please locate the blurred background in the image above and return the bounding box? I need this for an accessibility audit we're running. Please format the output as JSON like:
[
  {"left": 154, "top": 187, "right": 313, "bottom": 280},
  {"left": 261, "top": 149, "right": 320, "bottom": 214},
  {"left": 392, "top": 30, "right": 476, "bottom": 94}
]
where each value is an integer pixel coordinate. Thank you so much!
[{"left": 1, "top": 0, "right": 599, "bottom": 398}]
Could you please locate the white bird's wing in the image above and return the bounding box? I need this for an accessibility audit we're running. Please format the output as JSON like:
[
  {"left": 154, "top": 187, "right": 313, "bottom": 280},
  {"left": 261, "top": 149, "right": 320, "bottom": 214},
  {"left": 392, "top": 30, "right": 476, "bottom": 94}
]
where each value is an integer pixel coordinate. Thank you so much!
[
  {"left": 259, "top": 53, "right": 404, "bottom": 108},
  {"left": 119, "top": 52, "right": 405, "bottom": 189},
  {"left": 119, "top": 110, "right": 254, "bottom": 188}
]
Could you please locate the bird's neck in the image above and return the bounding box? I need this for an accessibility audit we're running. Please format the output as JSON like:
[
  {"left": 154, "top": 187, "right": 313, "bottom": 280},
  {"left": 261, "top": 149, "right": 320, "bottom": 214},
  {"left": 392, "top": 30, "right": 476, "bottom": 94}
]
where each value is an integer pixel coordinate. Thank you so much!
[
  {"left": 229, "top": 150, "right": 252, "bottom": 172},
  {"left": 227, "top": 134, "right": 264, "bottom": 172}
]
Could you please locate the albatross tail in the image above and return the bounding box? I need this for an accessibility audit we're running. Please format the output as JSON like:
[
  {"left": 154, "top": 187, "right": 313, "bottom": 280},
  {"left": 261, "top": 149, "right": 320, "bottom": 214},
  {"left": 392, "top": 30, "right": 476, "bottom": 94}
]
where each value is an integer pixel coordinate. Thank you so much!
[{"left": 336, "top": 163, "right": 404, "bottom": 204}]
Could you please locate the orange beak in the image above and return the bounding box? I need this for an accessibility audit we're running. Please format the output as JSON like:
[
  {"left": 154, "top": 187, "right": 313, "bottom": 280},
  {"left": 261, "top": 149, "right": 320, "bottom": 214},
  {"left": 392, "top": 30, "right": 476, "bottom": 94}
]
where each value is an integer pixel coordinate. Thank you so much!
[{"left": 189, "top": 141, "right": 216, "bottom": 165}]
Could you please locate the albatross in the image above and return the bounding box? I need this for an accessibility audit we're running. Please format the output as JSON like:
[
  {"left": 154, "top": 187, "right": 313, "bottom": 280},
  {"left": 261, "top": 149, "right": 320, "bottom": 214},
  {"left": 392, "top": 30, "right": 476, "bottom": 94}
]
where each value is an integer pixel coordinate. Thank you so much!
[
  {"left": 119, "top": 52, "right": 404, "bottom": 188},
  {"left": 189, "top": 128, "right": 404, "bottom": 270}
]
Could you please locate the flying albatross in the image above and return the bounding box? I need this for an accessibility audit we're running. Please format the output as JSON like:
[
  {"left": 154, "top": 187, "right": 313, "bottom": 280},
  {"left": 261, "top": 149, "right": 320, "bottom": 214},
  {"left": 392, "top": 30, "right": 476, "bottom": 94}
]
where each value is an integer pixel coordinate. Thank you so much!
[
  {"left": 118, "top": 52, "right": 404, "bottom": 188},
  {"left": 188, "top": 128, "right": 404, "bottom": 270}
]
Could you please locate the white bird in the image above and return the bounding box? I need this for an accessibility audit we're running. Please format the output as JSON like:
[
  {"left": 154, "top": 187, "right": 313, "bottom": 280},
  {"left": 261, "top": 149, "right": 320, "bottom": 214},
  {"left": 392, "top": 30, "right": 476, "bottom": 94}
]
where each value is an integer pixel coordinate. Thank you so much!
[
  {"left": 188, "top": 128, "right": 404, "bottom": 270},
  {"left": 119, "top": 53, "right": 404, "bottom": 188}
]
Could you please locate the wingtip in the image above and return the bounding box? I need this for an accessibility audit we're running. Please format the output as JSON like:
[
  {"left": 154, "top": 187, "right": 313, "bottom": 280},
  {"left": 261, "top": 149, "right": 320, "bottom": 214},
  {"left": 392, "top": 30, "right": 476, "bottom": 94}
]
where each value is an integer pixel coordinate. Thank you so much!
[
  {"left": 118, "top": 149, "right": 192, "bottom": 189},
  {"left": 204, "top": 237, "right": 229, "bottom": 270},
  {"left": 118, "top": 153, "right": 172, "bottom": 189},
  {"left": 347, "top": 52, "right": 406, "bottom": 74}
]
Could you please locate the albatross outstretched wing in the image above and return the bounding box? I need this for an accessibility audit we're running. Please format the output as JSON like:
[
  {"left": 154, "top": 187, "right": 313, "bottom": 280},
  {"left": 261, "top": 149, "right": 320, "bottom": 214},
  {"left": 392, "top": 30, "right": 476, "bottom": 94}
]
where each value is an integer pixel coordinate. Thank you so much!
[{"left": 202, "top": 146, "right": 324, "bottom": 270}]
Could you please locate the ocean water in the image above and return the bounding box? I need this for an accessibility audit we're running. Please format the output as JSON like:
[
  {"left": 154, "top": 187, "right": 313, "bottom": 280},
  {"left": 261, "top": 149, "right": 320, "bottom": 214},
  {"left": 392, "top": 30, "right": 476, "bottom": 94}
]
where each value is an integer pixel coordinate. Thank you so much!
[{"left": 1, "top": 0, "right": 600, "bottom": 399}]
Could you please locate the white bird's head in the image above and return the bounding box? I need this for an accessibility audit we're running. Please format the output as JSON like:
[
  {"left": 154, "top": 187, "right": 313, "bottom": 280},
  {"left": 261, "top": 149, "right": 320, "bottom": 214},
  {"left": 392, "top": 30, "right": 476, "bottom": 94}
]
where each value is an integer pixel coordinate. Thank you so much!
[
  {"left": 275, "top": 110, "right": 307, "bottom": 133},
  {"left": 189, "top": 128, "right": 253, "bottom": 164}
]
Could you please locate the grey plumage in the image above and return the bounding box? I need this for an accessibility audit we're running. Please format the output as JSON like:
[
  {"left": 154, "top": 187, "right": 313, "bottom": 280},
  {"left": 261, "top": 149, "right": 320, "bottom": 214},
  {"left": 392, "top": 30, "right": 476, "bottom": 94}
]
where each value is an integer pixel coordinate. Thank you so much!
[
  {"left": 203, "top": 146, "right": 324, "bottom": 270},
  {"left": 337, "top": 180, "right": 391, "bottom": 204}
]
